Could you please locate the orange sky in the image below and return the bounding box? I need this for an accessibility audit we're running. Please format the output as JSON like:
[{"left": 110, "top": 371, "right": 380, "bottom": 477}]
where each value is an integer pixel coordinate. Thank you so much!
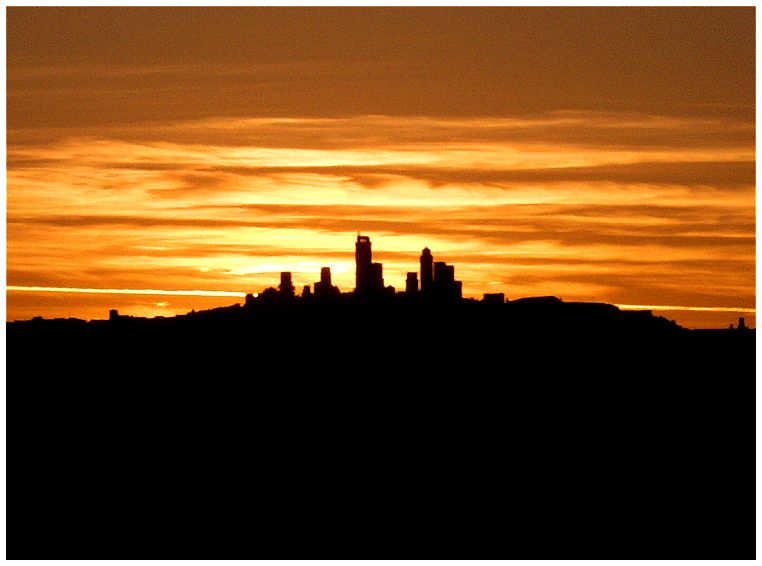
[{"left": 6, "top": 7, "right": 756, "bottom": 328}]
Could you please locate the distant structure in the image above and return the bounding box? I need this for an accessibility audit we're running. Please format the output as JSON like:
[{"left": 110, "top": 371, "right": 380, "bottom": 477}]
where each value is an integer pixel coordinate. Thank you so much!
[
  {"left": 109, "top": 309, "right": 119, "bottom": 321},
  {"left": 432, "top": 261, "right": 462, "bottom": 300},
  {"left": 314, "top": 267, "right": 339, "bottom": 299},
  {"left": 434, "top": 262, "right": 453, "bottom": 286},
  {"left": 414, "top": 247, "right": 462, "bottom": 300},
  {"left": 483, "top": 293, "right": 505, "bottom": 305},
  {"left": 738, "top": 317, "right": 747, "bottom": 330},
  {"left": 279, "top": 272, "right": 295, "bottom": 297},
  {"left": 406, "top": 272, "right": 419, "bottom": 294},
  {"left": 355, "top": 235, "right": 384, "bottom": 295},
  {"left": 252, "top": 236, "right": 467, "bottom": 304},
  {"left": 420, "top": 248, "right": 433, "bottom": 293}
]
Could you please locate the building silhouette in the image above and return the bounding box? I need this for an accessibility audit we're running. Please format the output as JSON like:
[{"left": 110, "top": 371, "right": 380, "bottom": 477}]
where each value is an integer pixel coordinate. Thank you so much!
[
  {"left": 420, "top": 248, "right": 433, "bottom": 293},
  {"left": 483, "top": 293, "right": 505, "bottom": 304},
  {"left": 314, "top": 267, "right": 339, "bottom": 299},
  {"left": 434, "top": 261, "right": 453, "bottom": 285},
  {"left": 406, "top": 272, "right": 419, "bottom": 294},
  {"left": 418, "top": 249, "right": 463, "bottom": 301},
  {"left": 279, "top": 272, "right": 295, "bottom": 297},
  {"left": 355, "top": 235, "right": 384, "bottom": 295}
]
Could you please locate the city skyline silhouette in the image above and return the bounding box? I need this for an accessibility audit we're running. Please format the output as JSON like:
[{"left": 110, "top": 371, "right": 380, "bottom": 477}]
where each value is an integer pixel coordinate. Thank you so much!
[{"left": 9, "top": 232, "right": 755, "bottom": 331}]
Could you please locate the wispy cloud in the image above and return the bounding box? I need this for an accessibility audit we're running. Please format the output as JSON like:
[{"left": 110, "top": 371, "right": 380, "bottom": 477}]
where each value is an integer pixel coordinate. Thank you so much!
[
  {"left": 7, "top": 286, "right": 246, "bottom": 298},
  {"left": 7, "top": 113, "right": 755, "bottom": 327}
]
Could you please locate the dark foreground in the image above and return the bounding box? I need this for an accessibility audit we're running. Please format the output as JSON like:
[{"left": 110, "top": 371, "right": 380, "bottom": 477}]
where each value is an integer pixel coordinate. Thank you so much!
[{"left": 9, "top": 296, "right": 755, "bottom": 558}]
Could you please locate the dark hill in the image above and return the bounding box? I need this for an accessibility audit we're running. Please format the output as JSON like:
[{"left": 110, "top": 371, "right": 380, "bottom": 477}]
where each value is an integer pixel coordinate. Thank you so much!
[{"left": 8, "top": 294, "right": 754, "bottom": 558}]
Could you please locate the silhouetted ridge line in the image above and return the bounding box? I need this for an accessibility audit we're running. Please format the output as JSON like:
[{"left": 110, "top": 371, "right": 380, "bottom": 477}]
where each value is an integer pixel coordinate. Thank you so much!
[{"left": 7, "top": 235, "right": 753, "bottom": 334}]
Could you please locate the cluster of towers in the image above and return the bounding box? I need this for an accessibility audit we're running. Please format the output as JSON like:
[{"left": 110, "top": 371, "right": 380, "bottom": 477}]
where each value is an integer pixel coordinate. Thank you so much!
[
  {"left": 267, "top": 235, "right": 463, "bottom": 302},
  {"left": 406, "top": 246, "right": 463, "bottom": 300},
  {"left": 354, "top": 235, "right": 462, "bottom": 300},
  {"left": 278, "top": 267, "right": 340, "bottom": 300}
]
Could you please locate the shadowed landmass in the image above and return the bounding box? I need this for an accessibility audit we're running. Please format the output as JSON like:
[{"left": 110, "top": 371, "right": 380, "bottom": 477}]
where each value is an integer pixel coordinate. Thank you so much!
[{"left": 9, "top": 236, "right": 754, "bottom": 559}]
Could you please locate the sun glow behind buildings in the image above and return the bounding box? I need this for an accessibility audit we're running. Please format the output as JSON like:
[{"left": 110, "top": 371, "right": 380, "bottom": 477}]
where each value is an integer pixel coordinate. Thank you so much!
[{"left": 8, "top": 285, "right": 756, "bottom": 316}]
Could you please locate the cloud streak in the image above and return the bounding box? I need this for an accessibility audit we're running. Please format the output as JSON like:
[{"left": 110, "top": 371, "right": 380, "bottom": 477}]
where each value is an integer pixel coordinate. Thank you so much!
[{"left": 8, "top": 286, "right": 246, "bottom": 298}]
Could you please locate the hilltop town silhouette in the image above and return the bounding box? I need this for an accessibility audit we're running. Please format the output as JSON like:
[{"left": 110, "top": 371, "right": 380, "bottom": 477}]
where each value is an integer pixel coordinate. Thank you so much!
[
  {"left": 9, "top": 234, "right": 754, "bottom": 559},
  {"left": 13, "top": 233, "right": 748, "bottom": 333},
  {"left": 243, "top": 235, "right": 467, "bottom": 306}
]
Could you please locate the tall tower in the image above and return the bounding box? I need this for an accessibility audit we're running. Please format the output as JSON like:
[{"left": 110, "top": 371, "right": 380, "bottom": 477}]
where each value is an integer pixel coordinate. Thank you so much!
[
  {"left": 315, "top": 266, "right": 336, "bottom": 299},
  {"left": 320, "top": 267, "right": 332, "bottom": 286},
  {"left": 420, "top": 248, "right": 433, "bottom": 293},
  {"left": 355, "top": 235, "right": 372, "bottom": 292},
  {"left": 279, "top": 272, "right": 294, "bottom": 296}
]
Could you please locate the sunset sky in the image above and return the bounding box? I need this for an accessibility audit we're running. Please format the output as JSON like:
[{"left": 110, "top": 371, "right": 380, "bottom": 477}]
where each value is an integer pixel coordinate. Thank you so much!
[{"left": 6, "top": 7, "right": 755, "bottom": 327}]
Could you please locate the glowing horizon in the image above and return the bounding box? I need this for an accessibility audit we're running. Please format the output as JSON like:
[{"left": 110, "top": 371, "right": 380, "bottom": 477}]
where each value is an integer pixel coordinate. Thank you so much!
[
  {"left": 6, "top": 285, "right": 756, "bottom": 318},
  {"left": 616, "top": 304, "right": 756, "bottom": 314}
]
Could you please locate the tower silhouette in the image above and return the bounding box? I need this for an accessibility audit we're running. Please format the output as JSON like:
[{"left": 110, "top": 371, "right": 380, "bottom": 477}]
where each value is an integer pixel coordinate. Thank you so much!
[
  {"left": 406, "top": 272, "right": 419, "bottom": 294},
  {"left": 356, "top": 235, "right": 372, "bottom": 292},
  {"left": 315, "top": 266, "right": 339, "bottom": 299},
  {"left": 320, "top": 267, "right": 332, "bottom": 286},
  {"left": 434, "top": 262, "right": 454, "bottom": 285},
  {"left": 420, "top": 248, "right": 433, "bottom": 294},
  {"left": 279, "top": 272, "right": 294, "bottom": 296},
  {"left": 355, "top": 235, "right": 383, "bottom": 295}
]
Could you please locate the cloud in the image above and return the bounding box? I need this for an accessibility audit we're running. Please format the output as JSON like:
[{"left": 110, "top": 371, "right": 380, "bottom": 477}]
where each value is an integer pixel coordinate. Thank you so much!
[
  {"left": 7, "top": 112, "right": 755, "bottom": 150},
  {"left": 171, "top": 160, "right": 754, "bottom": 189},
  {"left": 7, "top": 8, "right": 755, "bottom": 130}
]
